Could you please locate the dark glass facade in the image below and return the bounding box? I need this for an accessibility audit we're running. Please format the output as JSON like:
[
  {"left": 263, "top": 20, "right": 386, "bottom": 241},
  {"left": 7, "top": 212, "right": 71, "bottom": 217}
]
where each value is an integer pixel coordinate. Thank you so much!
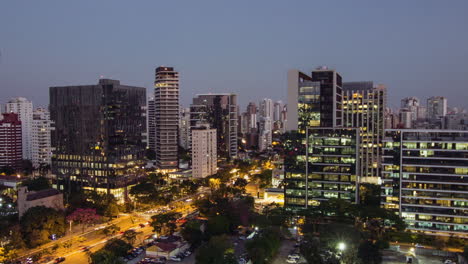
[
  {"left": 50, "top": 79, "right": 146, "bottom": 200},
  {"left": 382, "top": 129, "right": 468, "bottom": 238},
  {"left": 190, "top": 94, "right": 238, "bottom": 159}
]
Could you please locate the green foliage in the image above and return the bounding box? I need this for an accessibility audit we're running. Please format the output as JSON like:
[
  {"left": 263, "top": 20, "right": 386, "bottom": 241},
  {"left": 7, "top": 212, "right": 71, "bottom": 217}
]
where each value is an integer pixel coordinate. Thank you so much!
[
  {"left": 150, "top": 212, "right": 181, "bottom": 236},
  {"left": 145, "top": 149, "right": 156, "bottom": 160},
  {"left": 122, "top": 229, "right": 138, "bottom": 245},
  {"left": 195, "top": 235, "right": 235, "bottom": 264},
  {"left": 0, "top": 166, "right": 14, "bottom": 175},
  {"left": 252, "top": 169, "right": 273, "bottom": 188},
  {"left": 103, "top": 238, "right": 132, "bottom": 257},
  {"left": 20, "top": 206, "right": 66, "bottom": 248},
  {"left": 102, "top": 224, "right": 121, "bottom": 236},
  {"left": 357, "top": 240, "right": 382, "bottom": 264},
  {"left": 359, "top": 183, "right": 381, "bottom": 207},
  {"left": 245, "top": 227, "right": 282, "bottom": 264},
  {"left": 22, "top": 176, "right": 51, "bottom": 191},
  {"left": 207, "top": 215, "right": 230, "bottom": 237},
  {"left": 90, "top": 250, "right": 124, "bottom": 264},
  {"left": 181, "top": 220, "right": 203, "bottom": 247}
]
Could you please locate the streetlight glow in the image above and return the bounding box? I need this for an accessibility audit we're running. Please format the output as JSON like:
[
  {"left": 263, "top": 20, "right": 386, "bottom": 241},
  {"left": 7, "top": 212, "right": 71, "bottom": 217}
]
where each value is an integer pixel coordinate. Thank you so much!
[{"left": 338, "top": 242, "right": 346, "bottom": 251}]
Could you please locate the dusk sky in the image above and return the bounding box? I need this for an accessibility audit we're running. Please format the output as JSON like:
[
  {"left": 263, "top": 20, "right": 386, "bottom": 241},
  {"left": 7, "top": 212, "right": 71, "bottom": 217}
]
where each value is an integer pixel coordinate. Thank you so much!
[{"left": 1, "top": 0, "right": 467, "bottom": 110}]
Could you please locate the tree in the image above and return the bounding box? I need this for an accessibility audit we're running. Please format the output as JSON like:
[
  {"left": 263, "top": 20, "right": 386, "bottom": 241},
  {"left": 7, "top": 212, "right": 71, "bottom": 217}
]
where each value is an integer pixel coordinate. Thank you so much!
[
  {"left": 67, "top": 208, "right": 101, "bottom": 233},
  {"left": 150, "top": 212, "right": 181, "bottom": 236},
  {"left": 103, "top": 238, "right": 132, "bottom": 257},
  {"left": 130, "top": 182, "right": 156, "bottom": 199},
  {"left": 357, "top": 240, "right": 382, "bottom": 264},
  {"left": 145, "top": 149, "right": 156, "bottom": 160},
  {"left": 195, "top": 235, "right": 235, "bottom": 264},
  {"left": 122, "top": 229, "right": 138, "bottom": 245},
  {"left": 245, "top": 227, "right": 281, "bottom": 264},
  {"left": 181, "top": 221, "right": 203, "bottom": 247},
  {"left": 104, "top": 203, "right": 120, "bottom": 218},
  {"left": 463, "top": 245, "right": 468, "bottom": 261},
  {"left": 22, "top": 176, "right": 51, "bottom": 191},
  {"left": 90, "top": 250, "right": 124, "bottom": 264},
  {"left": 207, "top": 215, "right": 230, "bottom": 237},
  {"left": 0, "top": 166, "right": 14, "bottom": 175},
  {"left": 20, "top": 206, "right": 66, "bottom": 248},
  {"left": 103, "top": 224, "right": 121, "bottom": 236}
]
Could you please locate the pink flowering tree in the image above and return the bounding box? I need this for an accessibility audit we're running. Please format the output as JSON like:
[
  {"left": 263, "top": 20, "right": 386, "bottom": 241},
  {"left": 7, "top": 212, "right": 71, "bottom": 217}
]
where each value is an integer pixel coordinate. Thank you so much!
[{"left": 67, "top": 208, "right": 101, "bottom": 233}]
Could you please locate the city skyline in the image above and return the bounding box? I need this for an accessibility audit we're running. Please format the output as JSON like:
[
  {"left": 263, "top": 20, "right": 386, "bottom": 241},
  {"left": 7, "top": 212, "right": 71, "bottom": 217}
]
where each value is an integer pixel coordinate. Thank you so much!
[{"left": 1, "top": 1, "right": 468, "bottom": 109}]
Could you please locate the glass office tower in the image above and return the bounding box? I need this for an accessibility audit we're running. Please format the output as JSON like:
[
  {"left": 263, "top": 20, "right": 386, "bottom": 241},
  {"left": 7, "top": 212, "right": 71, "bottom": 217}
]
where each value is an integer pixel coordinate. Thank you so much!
[
  {"left": 50, "top": 79, "right": 146, "bottom": 200},
  {"left": 284, "top": 127, "right": 359, "bottom": 208},
  {"left": 382, "top": 129, "right": 468, "bottom": 238}
]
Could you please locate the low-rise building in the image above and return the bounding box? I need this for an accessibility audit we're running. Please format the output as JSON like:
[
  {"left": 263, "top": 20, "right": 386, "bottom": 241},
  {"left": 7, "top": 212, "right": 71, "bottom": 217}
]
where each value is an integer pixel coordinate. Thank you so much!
[{"left": 17, "top": 186, "right": 64, "bottom": 218}]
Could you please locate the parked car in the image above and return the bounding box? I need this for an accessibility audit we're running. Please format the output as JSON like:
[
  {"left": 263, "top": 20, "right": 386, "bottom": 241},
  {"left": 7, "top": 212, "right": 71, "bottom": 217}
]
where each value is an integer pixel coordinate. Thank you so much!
[
  {"left": 169, "top": 256, "right": 182, "bottom": 262},
  {"left": 286, "top": 257, "right": 298, "bottom": 263},
  {"left": 288, "top": 254, "right": 300, "bottom": 259}
]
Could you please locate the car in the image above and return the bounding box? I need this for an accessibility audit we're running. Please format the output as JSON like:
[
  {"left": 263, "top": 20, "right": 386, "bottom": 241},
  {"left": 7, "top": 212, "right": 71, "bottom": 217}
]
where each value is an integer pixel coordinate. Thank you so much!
[
  {"left": 444, "top": 260, "right": 454, "bottom": 264},
  {"left": 286, "top": 257, "right": 298, "bottom": 263},
  {"left": 183, "top": 250, "right": 191, "bottom": 256},
  {"left": 54, "top": 257, "right": 66, "bottom": 263},
  {"left": 81, "top": 246, "right": 90, "bottom": 252},
  {"left": 288, "top": 254, "right": 300, "bottom": 259},
  {"left": 139, "top": 223, "right": 146, "bottom": 228},
  {"left": 169, "top": 256, "right": 182, "bottom": 261},
  {"left": 414, "top": 243, "right": 424, "bottom": 248}
]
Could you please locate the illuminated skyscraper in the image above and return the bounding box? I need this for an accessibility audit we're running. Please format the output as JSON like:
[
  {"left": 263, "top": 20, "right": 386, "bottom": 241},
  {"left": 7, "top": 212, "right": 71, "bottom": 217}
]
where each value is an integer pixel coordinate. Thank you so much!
[
  {"left": 50, "top": 79, "right": 146, "bottom": 199},
  {"left": 382, "top": 129, "right": 468, "bottom": 238},
  {"left": 343, "top": 82, "right": 386, "bottom": 179},
  {"left": 154, "top": 67, "right": 179, "bottom": 170},
  {"left": 0, "top": 113, "right": 22, "bottom": 169},
  {"left": 31, "top": 107, "right": 54, "bottom": 167}
]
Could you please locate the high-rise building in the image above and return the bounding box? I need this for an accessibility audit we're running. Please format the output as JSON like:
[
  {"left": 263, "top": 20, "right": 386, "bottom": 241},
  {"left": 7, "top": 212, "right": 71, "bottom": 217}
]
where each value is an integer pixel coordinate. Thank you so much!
[
  {"left": 284, "top": 127, "right": 359, "bottom": 208},
  {"left": 427, "top": 96, "right": 447, "bottom": 120},
  {"left": 0, "top": 113, "right": 22, "bottom": 169},
  {"left": 343, "top": 82, "right": 386, "bottom": 179},
  {"left": 31, "top": 108, "right": 54, "bottom": 168},
  {"left": 258, "top": 117, "right": 272, "bottom": 151},
  {"left": 50, "top": 79, "right": 146, "bottom": 200},
  {"left": 147, "top": 97, "right": 156, "bottom": 152},
  {"left": 399, "top": 109, "right": 413, "bottom": 128},
  {"left": 382, "top": 129, "right": 468, "bottom": 238},
  {"left": 246, "top": 102, "right": 258, "bottom": 132},
  {"left": 259, "top": 98, "right": 274, "bottom": 120},
  {"left": 401, "top": 97, "right": 420, "bottom": 124},
  {"left": 286, "top": 67, "right": 342, "bottom": 132},
  {"left": 6, "top": 97, "right": 33, "bottom": 160},
  {"left": 190, "top": 94, "right": 238, "bottom": 159},
  {"left": 273, "top": 101, "right": 283, "bottom": 122},
  {"left": 191, "top": 124, "right": 217, "bottom": 178},
  {"left": 154, "top": 67, "right": 179, "bottom": 170},
  {"left": 179, "top": 107, "right": 191, "bottom": 150},
  {"left": 444, "top": 113, "right": 468, "bottom": 130}
]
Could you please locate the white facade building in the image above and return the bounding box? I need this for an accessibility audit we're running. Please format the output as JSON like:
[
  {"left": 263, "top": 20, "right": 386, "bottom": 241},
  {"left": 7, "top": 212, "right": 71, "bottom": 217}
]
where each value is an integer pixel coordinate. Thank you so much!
[
  {"left": 31, "top": 108, "right": 54, "bottom": 167},
  {"left": 191, "top": 126, "right": 217, "bottom": 178},
  {"left": 427, "top": 96, "right": 447, "bottom": 120},
  {"left": 6, "top": 97, "right": 33, "bottom": 160},
  {"left": 258, "top": 117, "right": 272, "bottom": 151}
]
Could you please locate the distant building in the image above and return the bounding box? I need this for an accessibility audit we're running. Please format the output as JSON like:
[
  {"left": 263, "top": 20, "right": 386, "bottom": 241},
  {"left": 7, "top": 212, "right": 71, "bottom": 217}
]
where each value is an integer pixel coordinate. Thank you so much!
[
  {"left": 382, "top": 129, "right": 468, "bottom": 238},
  {"left": 401, "top": 97, "right": 420, "bottom": 123},
  {"left": 154, "top": 67, "right": 179, "bottom": 171},
  {"left": 191, "top": 125, "right": 217, "bottom": 178},
  {"left": 190, "top": 94, "right": 238, "bottom": 159},
  {"left": 427, "top": 96, "right": 447, "bottom": 120},
  {"left": 50, "top": 79, "right": 146, "bottom": 200},
  {"left": 258, "top": 117, "right": 272, "bottom": 151},
  {"left": 31, "top": 108, "right": 54, "bottom": 168},
  {"left": 444, "top": 113, "right": 468, "bottom": 130},
  {"left": 17, "top": 186, "right": 64, "bottom": 218},
  {"left": 0, "top": 113, "right": 22, "bottom": 169},
  {"left": 399, "top": 109, "right": 413, "bottom": 128},
  {"left": 273, "top": 101, "right": 283, "bottom": 122},
  {"left": 6, "top": 97, "right": 33, "bottom": 160},
  {"left": 179, "top": 107, "right": 191, "bottom": 150},
  {"left": 147, "top": 97, "right": 156, "bottom": 151}
]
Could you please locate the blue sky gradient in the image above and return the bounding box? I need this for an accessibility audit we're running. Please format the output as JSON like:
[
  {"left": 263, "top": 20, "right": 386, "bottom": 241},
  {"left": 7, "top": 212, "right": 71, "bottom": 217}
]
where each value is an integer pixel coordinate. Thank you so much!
[{"left": 1, "top": 0, "right": 467, "bottom": 110}]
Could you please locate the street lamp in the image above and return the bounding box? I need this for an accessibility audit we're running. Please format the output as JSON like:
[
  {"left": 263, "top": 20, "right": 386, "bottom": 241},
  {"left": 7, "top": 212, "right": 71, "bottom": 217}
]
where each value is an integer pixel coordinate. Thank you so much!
[{"left": 337, "top": 242, "right": 346, "bottom": 251}]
